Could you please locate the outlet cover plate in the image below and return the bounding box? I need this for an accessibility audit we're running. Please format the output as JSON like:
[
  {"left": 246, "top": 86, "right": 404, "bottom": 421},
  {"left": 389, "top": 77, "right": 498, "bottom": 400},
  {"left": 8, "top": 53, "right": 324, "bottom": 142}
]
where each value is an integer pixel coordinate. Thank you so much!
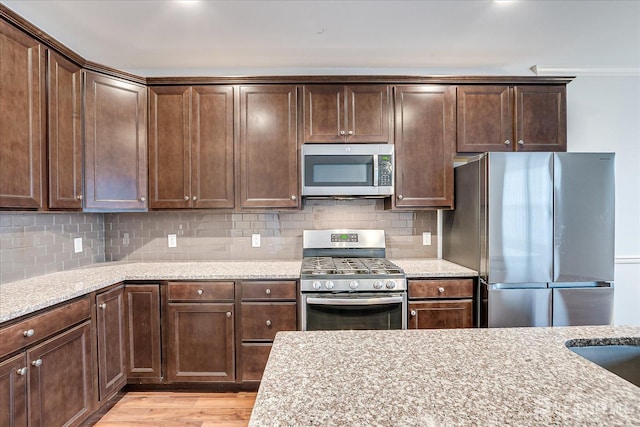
[
  {"left": 252, "top": 234, "right": 261, "bottom": 248},
  {"left": 168, "top": 234, "right": 177, "bottom": 248},
  {"left": 74, "top": 237, "right": 83, "bottom": 253},
  {"left": 422, "top": 232, "right": 432, "bottom": 246}
]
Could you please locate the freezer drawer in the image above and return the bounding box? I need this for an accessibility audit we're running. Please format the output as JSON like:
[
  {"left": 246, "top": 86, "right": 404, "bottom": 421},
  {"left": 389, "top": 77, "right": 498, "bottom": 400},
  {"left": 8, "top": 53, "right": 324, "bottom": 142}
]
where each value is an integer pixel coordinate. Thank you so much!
[
  {"left": 552, "top": 286, "right": 614, "bottom": 326},
  {"left": 486, "top": 286, "right": 552, "bottom": 328}
]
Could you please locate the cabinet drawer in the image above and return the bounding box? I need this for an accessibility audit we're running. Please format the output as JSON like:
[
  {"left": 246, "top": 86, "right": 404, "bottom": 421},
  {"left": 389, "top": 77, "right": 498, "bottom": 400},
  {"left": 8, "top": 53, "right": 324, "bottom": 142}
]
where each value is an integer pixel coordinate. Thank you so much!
[
  {"left": 408, "top": 279, "right": 474, "bottom": 299},
  {"left": 241, "top": 281, "right": 296, "bottom": 300},
  {"left": 409, "top": 300, "right": 473, "bottom": 329},
  {"left": 241, "top": 343, "right": 272, "bottom": 382},
  {"left": 168, "top": 281, "right": 234, "bottom": 302},
  {"left": 0, "top": 296, "right": 91, "bottom": 359},
  {"left": 241, "top": 302, "right": 297, "bottom": 340}
]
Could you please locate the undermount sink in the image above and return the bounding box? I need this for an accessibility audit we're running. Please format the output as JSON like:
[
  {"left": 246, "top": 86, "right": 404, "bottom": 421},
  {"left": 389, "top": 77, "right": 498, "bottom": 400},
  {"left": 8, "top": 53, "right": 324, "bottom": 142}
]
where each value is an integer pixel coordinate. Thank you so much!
[{"left": 566, "top": 338, "right": 640, "bottom": 387}]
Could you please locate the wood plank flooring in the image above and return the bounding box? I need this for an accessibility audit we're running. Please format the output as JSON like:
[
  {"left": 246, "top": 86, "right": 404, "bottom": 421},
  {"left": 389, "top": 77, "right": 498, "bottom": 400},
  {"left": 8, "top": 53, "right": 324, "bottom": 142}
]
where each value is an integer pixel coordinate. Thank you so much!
[{"left": 92, "top": 391, "right": 257, "bottom": 427}]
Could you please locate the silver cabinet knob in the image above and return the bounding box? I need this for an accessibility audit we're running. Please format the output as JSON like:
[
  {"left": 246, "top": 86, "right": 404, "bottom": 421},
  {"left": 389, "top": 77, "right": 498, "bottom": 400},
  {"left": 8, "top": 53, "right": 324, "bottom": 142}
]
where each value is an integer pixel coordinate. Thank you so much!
[
  {"left": 140, "top": 197, "right": 146, "bottom": 202},
  {"left": 265, "top": 288, "right": 271, "bottom": 295},
  {"left": 397, "top": 195, "right": 403, "bottom": 200},
  {"left": 503, "top": 140, "right": 511, "bottom": 145},
  {"left": 348, "top": 130, "right": 354, "bottom": 135},
  {"left": 16, "top": 367, "right": 28, "bottom": 376},
  {"left": 99, "top": 303, "right": 107, "bottom": 309},
  {"left": 184, "top": 196, "right": 190, "bottom": 201},
  {"left": 77, "top": 194, "right": 83, "bottom": 200},
  {"left": 197, "top": 289, "right": 204, "bottom": 295},
  {"left": 291, "top": 195, "right": 297, "bottom": 200},
  {"left": 32, "top": 359, "right": 42, "bottom": 367},
  {"left": 517, "top": 140, "right": 524, "bottom": 145},
  {"left": 192, "top": 196, "right": 197, "bottom": 201},
  {"left": 340, "top": 130, "right": 346, "bottom": 136},
  {"left": 438, "top": 287, "right": 445, "bottom": 294},
  {"left": 226, "top": 312, "right": 232, "bottom": 318},
  {"left": 266, "top": 320, "right": 272, "bottom": 327},
  {"left": 23, "top": 329, "right": 35, "bottom": 337},
  {"left": 410, "top": 310, "right": 417, "bottom": 317}
]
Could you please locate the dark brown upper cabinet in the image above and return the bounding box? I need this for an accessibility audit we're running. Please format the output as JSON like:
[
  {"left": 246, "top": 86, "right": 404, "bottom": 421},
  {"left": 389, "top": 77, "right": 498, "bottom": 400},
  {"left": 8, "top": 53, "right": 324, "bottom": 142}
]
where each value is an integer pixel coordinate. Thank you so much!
[
  {"left": 457, "top": 85, "right": 567, "bottom": 153},
  {"left": 83, "top": 71, "right": 148, "bottom": 211},
  {"left": 303, "top": 85, "right": 391, "bottom": 143},
  {"left": 239, "top": 85, "right": 299, "bottom": 209},
  {"left": 388, "top": 85, "right": 455, "bottom": 209},
  {"left": 148, "top": 85, "right": 234, "bottom": 209},
  {"left": 0, "top": 20, "right": 45, "bottom": 209},
  {"left": 47, "top": 51, "right": 83, "bottom": 210}
]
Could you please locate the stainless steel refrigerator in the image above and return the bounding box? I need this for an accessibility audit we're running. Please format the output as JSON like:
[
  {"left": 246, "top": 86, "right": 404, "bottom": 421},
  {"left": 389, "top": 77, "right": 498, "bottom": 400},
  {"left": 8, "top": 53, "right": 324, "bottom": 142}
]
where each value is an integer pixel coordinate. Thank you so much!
[{"left": 443, "top": 152, "right": 615, "bottom": 327}]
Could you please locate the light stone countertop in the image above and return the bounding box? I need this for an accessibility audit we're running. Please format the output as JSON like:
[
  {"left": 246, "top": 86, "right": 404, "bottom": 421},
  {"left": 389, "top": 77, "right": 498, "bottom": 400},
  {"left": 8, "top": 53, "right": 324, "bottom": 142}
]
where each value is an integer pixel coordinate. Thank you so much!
[
  {"left": 0, "top": 258, "right": 476, "bottom": 323},
  {"left": 250, "top": 326, "right": 640, "bottom": 427}
]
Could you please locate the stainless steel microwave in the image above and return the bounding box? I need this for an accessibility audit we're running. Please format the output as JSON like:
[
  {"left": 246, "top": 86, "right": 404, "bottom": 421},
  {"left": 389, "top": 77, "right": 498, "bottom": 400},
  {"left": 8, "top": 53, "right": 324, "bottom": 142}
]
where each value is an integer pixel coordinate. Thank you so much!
[{"left": 301, "top": 144, "right": 394, "bottom": 197}]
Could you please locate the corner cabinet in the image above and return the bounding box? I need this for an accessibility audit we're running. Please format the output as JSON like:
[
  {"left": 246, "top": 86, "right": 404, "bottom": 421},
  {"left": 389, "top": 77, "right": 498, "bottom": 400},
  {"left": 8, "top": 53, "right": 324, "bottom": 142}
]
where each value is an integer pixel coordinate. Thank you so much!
[
  {"left": 388, "top": 85, "right": 456, "bottom": 209},
  {"left": 239, "top": 85, "right": 299, "bottom": 209},
  {"left": 457, "top": 85, "right": 566, "bottom": 153},
  {"left": 148, "top": 85, "right": 234, "bottom": 209},
  {"left": 408, "top": 279, "right": 474, "bottom": 329},
  {"left": 303, "top": 85, "right": 391, "bottom": 143},
  {"left": 83, "top": 71, "right": 148, "bottom": 211},
  {"left": 0, "top": 19, "right": 45, "bottom": 209},
  {"left": 124, "top": 284, "right": 162, "bottom": 383}
]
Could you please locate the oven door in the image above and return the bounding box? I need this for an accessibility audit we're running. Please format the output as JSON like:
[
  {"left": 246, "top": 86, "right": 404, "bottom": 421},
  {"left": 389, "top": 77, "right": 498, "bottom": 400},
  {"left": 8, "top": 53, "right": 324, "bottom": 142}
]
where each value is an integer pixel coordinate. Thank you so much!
[{"left": 301, "top": 293, "right": 407, "bottom": 331}]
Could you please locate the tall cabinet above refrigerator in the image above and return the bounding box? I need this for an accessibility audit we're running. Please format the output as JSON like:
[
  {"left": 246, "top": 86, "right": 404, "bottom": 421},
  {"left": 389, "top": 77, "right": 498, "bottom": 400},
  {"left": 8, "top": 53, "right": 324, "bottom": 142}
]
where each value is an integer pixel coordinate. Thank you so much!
[{"left": 443, "top": 152, "right": 615, "bottom": 327}]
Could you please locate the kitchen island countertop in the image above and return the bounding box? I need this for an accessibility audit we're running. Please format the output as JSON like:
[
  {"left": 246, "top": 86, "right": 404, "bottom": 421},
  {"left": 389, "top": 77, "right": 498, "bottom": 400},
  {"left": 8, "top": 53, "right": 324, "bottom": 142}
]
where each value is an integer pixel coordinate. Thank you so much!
[
  {"left": 250, "top": 326, "right": 640, "bottom": 426},
  {"left": 0, "top": 258, "right": 475, "bottom": 323}
]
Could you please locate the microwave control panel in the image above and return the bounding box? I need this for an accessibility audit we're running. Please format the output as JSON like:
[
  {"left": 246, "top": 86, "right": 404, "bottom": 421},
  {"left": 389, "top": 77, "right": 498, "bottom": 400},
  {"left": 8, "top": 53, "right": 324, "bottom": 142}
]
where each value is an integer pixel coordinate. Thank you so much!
[{"left": 379, "top": 155, "right": 393, "bottom": 186}]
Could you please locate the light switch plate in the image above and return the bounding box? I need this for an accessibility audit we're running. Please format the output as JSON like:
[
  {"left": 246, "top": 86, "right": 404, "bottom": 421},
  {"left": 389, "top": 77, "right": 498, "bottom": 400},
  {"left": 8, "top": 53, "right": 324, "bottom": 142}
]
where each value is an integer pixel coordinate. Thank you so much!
[
  {"left": 168, "top": 234, "right": 177, "bottom": 248},
  {"left": 422, "top": 231, "right": 432, "bottom": 246},
  {"left": 123, "top": 232, "right": 129, "bottom": 246},
  {"left": 74, "top": 237, "right": 83, "bottom": 253},
  {"left": 252, "top": 234, "right": 261, "bottom": 248}
]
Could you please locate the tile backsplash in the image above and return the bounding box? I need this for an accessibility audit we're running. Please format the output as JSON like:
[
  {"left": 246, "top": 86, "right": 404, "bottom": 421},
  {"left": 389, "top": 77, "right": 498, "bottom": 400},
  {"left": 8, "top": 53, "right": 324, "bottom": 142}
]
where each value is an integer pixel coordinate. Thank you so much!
[{"left": 1, "top": 199, "right": 438, "bottom": 284}]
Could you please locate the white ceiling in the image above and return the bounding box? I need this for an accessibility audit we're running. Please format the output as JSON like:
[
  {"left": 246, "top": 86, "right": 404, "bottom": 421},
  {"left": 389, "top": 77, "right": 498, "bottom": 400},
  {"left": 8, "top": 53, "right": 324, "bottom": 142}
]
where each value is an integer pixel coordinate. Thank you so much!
[{"left": 2, "top": 0, "right": 639, "bottom": 77}]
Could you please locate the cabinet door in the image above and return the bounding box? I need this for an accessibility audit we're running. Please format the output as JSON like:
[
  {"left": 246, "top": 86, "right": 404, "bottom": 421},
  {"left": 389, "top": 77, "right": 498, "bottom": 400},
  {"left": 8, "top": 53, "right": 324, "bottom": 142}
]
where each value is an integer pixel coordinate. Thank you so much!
[
  {"left": 392, "top": 85, "right": 455, "bottom": 208},
  {"left": 167, "top": 303, "right": 235, "bottom": 382},
  {"left": 47, "top": 51, "right": 83, "bottom": 210},
  {"left": 303, "top": 85, "right": 345, "bottom": 143},
  {"left": 0, "top": 353, "right": 27, "bottom": 427},
  {"left": 96, "top": 285, "right": 126, "bottom": 400},
  {"left": 457, "top": 85, "right": 513, "bottom": 153},
  {"left": 408, "top": 300, "right": 473, "bottom": 329},
  {"left": 191, "top": 86, "right": 235, "bottom": 208},
  {"left": 240, "top": 343, "right": 271, "bottom": 383},
  {"left": 84, "top": 71, "right": 147, "bottom": 211},
  {"left": 148, "top": 86, "right": 191, "bottom": 209},
  {"left": 346, "top": 85, "right": 390, "bottom": 143},
  {"left": 124, "top": 285, "right": 162, "bottom": 382},
  {"left": 0, "top": 20, "right": 45, "bottom": 209},
  {"left": 27, "top": 322, "right": 93, "bottom": 427},
  {"left": 515, "top": 85, "right": 566, "bottom": 152},
  {"left": 239, "top": 85, "right": 299, "bottom": 209}
]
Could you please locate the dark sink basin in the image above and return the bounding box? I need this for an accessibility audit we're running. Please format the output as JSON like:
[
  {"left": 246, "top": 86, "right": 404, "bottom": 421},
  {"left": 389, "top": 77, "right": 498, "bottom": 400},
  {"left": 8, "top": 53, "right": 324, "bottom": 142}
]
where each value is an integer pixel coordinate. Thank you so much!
[{"left": 566, "top": 338, "right": 640, "bottom": 387}]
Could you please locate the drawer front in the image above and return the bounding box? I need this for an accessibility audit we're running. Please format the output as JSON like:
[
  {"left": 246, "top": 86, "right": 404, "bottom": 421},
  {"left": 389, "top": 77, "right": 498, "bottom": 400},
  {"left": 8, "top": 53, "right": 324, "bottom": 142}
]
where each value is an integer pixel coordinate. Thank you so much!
[
  {"left": 0, "top": 296, "right": 91, "bottom": 359},
  {"left": 241, "top": 281, "right": 296, "bottom": 301},
  {"left": 241, "top": 343, "right": 272, "bottom": 382},
  {"left": 168, "top": 281, "right": 234, "bottom": 302},
  {"left": 408, "top": 279, "right": 474, "bottom": 299},
  {"left": 409, "top": 300, "right": 473, "bottom": 329},
  {"left": 241, "top": 302, "right": 297, "bottom": 340}
]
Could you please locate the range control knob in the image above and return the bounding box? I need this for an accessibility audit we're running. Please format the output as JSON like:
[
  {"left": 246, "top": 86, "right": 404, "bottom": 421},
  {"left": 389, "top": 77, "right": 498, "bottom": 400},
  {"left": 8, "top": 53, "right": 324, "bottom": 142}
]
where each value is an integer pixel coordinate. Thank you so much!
[
  {"left": 312, "top": 281, "right": 322, "bottom": 290},
  {"left": 373, "top": 280, "right": 384, "bottom": 290},
  {"left": 385, "top": 280, "right": 396, "bottom": 289},
  {"left": 349, "top": 280, "right": 359, "bottom": 290},
  {"left": 325, "top": 281, "right": 335, "bottom": 290}
]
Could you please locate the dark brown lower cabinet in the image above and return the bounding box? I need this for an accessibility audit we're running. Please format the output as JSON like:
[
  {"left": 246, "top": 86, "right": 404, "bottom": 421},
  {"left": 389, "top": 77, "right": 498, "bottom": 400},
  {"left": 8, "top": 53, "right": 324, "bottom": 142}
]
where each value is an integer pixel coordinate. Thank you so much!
[
  {"left": 167, "top": 303, "right": 235, "bottom": 382},
  {"left": 96, "top": 286, "right": 126, "bottom": 401},
  {"left": 240, "top": 343, "right": 272, "bottom": 383},
  {"left": 27, "top": 321, "right": 93, "bottom": 427},
  {"left": 408, "top": 300, "right": 473, "bottom": 329},
  {"left": 0, "top": 353, "right": 27, "bottom": 427},
  {"left": 124, "top": 284, "right": 162, "bottom": 383}
]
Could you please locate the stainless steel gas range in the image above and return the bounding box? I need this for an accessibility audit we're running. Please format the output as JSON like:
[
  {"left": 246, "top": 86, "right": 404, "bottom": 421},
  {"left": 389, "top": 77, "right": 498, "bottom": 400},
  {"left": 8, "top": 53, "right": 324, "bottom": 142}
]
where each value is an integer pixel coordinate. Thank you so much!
[{"left": 300, "top": 229, "right": 407, "bottom": 331}]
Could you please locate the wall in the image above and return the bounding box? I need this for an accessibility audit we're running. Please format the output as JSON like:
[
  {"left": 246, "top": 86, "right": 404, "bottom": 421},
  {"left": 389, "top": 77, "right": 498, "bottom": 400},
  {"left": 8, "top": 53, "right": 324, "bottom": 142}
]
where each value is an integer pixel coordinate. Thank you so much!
[
  {"left": 0, "top": 213, "right": 105, "bottom": 283},
  {"left": 567, "top": 75, "right": 640, "bottom": 326},
  {"left": 104, "top": 199, "right": 437, "bottom": 262}
]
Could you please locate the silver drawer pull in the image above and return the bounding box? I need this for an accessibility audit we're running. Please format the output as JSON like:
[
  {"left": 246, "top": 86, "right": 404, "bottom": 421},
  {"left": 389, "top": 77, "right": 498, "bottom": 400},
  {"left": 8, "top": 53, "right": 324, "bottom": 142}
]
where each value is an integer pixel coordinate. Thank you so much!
[
  {"left": 265, "top": 288, "right": 271, "bottom": 295},
  {"left": 32, "top": 359, "right": 42, "bottom": 367},
  {"left": 410, "top": 310, "right": 417, "bottom": 317},
  {"left": 438, "top": 287, "right": 445, "bottom": 294},
  {"left": 226, "top": 312, "right": 232, "bottom": 318},
  {"left": 23, "top": 329, "right": 35, "bottom": 337},
  {"left": 197, "top": 289, "right": 204, "bottom": 295},
  {"left": 16, "top": 367, "right": 28, "bottom": 376},
  {"left": 266, "top": 320, "right": 272, "bottom": 326}
]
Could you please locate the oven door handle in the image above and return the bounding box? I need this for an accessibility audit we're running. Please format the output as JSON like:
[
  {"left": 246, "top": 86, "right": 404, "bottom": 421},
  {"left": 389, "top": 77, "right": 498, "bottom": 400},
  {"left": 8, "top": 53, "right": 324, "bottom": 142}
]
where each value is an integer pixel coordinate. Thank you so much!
[{"left": 306, "top": 296, "right": 404, "bottom": 306}]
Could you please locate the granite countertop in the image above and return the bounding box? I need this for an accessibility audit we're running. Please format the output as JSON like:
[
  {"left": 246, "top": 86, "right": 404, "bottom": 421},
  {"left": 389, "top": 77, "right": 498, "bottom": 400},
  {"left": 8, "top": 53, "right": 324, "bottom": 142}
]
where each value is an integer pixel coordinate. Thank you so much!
[
  {"left": 250, "top": 326, "right": 640, "bottom": 426},
  {"left": 0, "top": 258, "right": 476, "bottom": 323}
]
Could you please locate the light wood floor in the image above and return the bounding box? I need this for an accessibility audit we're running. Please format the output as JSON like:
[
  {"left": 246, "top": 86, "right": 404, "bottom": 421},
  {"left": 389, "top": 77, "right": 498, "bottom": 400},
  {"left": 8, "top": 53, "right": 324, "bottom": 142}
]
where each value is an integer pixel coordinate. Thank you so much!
[{"left": 93, "top": 391, "right": 257, "bottom": 427}]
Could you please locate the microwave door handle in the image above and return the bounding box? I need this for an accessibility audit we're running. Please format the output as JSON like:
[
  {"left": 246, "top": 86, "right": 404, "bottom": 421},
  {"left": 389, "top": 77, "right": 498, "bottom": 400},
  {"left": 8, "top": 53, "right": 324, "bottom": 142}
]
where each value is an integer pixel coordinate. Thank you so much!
[
  {"left": 373, "top": 154, "right": 379, "bottom": 187},
  {"left": 306, "top": 296, "right": 403, "bottom": 306}
]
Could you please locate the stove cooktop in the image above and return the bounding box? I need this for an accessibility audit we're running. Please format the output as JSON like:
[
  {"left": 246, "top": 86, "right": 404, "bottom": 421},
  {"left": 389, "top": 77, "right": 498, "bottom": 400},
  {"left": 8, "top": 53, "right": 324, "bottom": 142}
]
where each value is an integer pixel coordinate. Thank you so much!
[{"left": 300, "top": 256, "right": 404, "bottom": 276}]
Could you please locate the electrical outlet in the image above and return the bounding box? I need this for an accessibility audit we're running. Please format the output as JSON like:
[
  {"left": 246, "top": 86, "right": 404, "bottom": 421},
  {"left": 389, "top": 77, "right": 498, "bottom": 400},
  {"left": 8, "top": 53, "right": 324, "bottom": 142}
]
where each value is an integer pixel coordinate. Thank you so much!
[
  {"left": 422, "top": 231, "right": 432, "bottom": 246},
  {"left": 123, "top": 232, "right": 129, "bottom": 246},
  {"left": 251, "top": 233, "right": 261, "bottom": 248},
  {"left": 74, "top": 237, "right": 83, "bottom": 253},
  {"left": 168, "top": 234, "right": 177, "bottom": 248}
]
